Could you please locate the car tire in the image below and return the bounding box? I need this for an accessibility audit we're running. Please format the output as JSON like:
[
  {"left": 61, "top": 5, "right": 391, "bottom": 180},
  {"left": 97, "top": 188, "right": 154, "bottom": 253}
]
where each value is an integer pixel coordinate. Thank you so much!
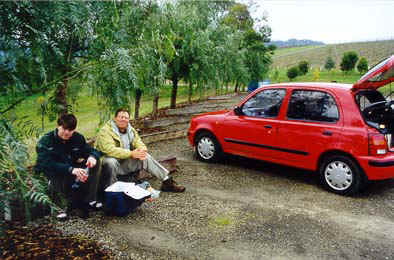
[
  {"left": 319, "top": 155, "right": 365, "bottom": 195},
  {"left": 195, "top": 132, "right": 222, "bottom": 163}
]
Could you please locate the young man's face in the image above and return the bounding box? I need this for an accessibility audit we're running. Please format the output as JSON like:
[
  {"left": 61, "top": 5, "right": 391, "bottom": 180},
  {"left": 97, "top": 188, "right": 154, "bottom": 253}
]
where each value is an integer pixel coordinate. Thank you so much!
[
  {"left": 57, "top": 125, "right": 75, "bottom": 140},
  {"left": 114, "top": 111, "right": 130, "bottom": 131}
]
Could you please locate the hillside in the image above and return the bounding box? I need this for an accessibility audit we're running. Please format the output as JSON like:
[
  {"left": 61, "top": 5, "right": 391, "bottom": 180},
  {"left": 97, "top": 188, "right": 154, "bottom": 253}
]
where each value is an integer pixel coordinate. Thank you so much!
[
  {"left": 271, "top": 38, "right": 325, "bottom": 48},
  {"left": 272, "top": 39, "right": 394, "bottom": 69}
]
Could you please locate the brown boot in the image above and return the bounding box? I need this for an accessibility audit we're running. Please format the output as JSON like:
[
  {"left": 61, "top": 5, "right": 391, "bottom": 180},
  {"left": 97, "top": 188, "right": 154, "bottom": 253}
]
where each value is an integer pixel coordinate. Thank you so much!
[{"left": 161, "top": 177, "right": 185, "bottom": 193}]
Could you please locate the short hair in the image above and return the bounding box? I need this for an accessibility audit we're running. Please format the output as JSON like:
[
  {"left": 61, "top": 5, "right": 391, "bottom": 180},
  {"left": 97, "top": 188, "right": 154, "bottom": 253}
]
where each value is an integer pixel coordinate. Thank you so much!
[
  {"left": 57, "top": 114, "right": 77, "bottom": 130},
  {"left": 115, "top": 108, "right": 130, "bottom": 118}
]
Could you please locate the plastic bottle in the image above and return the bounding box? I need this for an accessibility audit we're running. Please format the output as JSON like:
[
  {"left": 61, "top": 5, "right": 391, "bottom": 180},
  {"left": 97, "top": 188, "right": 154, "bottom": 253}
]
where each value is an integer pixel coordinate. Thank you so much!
[{"left": 72, "top": 168, "right": 89, "bottom": 189}]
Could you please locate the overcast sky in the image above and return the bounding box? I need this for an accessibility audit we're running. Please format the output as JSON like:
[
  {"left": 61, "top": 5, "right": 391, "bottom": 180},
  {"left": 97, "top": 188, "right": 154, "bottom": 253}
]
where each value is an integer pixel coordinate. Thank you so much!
[{"left": 251, "top": 0, "right": 394, "bottom": 44}]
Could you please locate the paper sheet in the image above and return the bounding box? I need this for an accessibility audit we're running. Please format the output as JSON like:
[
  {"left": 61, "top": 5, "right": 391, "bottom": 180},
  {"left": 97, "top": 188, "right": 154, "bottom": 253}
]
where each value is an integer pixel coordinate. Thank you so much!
[{"left": 105, "top": 181, "right": 151, "bottom": 200}]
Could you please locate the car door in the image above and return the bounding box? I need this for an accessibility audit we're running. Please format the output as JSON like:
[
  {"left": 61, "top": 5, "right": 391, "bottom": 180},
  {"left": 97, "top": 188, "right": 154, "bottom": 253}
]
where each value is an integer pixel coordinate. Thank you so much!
[
  {"left": 220, "top": 88, "right": 286, "bottom": 160},
  {"left": 277, "top": 89, "right": 343, "bottom": 169}
]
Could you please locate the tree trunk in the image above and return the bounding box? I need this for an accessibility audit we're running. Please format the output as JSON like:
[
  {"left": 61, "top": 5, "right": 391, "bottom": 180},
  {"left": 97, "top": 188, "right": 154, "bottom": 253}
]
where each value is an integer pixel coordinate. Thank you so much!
[
  {"left": 170, "top": 77, "right": 178, "bottom": 109},
  {"left": 152, "top": 94, "right": 159, "bottom": 118},
  {"left": 234, "top": 81, "right": 239, "bottom": 93},
  {"left": 188, "top": 81, "right": 193, "bottom": 104},
  {"left": 55, "top": 79, "right": 68, "bottom": 116},
  {"left": 134, "top": 88, "right": 142, "bottom": 121}
]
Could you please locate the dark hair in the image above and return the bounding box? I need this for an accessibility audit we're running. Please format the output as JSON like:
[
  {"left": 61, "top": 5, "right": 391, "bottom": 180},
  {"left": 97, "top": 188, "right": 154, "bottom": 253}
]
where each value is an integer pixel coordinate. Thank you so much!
[
  {"left": 115, "top": 108, "right": 130, "bottom": 118},
  {"left": 57, "top": 114, "right": 77, "bottom": 130}
]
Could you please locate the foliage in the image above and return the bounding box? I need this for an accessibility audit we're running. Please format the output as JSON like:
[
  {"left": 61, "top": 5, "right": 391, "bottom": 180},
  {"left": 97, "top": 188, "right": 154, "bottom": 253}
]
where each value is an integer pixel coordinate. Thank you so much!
[
  {"left": 324, "top": 56, "right": 335, "bottom": 71},
  {"left": 340, "top": 51, "right": 359, "bottom": 72},
  {"left": 0, "top": 1, "right": 106, "bottom": 117},
  {"left": 313, "top": 68, "right": 320, "bottom": 81},
  {"left": 287, "top": 66, "right": 299, "bottom": 80},
  {"left": 0, "top": 117, "right": 59, "bottom": 226},
  {"left": 298, "top": 60, "right": 310, "bottom": 75},
  {"left": 357, "top": 57, "right": 369, "bottom": 74}
]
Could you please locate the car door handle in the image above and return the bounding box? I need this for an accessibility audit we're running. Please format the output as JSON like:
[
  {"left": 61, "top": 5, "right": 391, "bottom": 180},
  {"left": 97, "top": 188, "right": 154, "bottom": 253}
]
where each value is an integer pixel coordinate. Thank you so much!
[
  {"left": 264, "top": 125, "right": 272, "bottom": 129},
  {"left": 322, "top": 130, "right": 332, "bottom": 136}
]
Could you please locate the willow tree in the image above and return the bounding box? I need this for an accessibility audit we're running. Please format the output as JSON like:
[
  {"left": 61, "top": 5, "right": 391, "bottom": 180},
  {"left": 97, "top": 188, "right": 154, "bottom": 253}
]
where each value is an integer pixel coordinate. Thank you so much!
[
  {"left": 91, "top": 1, "right": 166, "bottom": 121},
  {"left": 0, "top": 1, "right": 103, "bottom": 118}
]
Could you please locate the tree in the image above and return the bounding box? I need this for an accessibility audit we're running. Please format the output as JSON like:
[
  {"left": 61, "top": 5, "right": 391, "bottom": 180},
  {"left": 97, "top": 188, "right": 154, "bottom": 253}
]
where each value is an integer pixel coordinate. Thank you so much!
[
  {"left": 324, "top": 56, "right": 335, "bottom": 71},
  {"left": 0, "top": 1, "right": 107, "bottom": 118},
  {"left": 287, "top": 66, "right": 299, "bottom": 80},
  {"left": 222, "top": 2, "right": 274, "bottom": 84},
  {"left": 298, "top": 60, "right": 309, "bottom": 75},
  {"left": 357, "top": 57, "right": 368, "bottom": 74},
  {"left": 340, "top": 51, "right": 358, "bottom": 72}
]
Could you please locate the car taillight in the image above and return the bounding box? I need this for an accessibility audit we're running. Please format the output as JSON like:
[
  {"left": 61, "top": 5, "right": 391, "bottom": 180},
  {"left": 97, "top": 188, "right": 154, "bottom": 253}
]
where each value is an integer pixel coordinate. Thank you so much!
[{"left": 368, "top": 133, "right": 387, "bottom": 155}]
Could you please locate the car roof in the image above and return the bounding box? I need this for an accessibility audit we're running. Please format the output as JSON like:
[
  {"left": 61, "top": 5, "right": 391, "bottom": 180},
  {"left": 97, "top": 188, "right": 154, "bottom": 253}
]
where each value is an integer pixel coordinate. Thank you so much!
[{"left": 263, "top": 82, "right": 353, "bottom": 91}]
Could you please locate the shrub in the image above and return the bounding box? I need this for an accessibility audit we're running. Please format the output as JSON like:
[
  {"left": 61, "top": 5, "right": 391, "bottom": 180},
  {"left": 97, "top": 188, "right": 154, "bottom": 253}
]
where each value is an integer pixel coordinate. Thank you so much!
[
  {"left": 0, "top": 118, "right": 59, "bottom": 227},
  {"left": 287, "top": 66, "right": 299, "bottom": 80},
  {"left": 298, "top": 60, "right": 309, "bottom": 75},
  {"left": 340, "top": 51, "right": 358, "bottom": 72},
  {"left": 357, "top": 57, "right": 369, "bottom": 74},
  {"left": 324, "top": 56, "right": 335, "bottom": 71}
]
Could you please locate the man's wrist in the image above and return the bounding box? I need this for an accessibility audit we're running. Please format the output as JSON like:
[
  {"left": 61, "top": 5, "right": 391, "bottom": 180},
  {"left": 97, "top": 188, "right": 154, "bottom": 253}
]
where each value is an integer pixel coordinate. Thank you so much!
[{"left": 68, "top": 166, "right": 74, "bottom": 174}]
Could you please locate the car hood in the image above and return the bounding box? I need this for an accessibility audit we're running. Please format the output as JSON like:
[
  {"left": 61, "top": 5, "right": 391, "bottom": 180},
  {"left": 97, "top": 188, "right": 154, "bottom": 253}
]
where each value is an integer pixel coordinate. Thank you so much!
[
  {"left": 352, "top": 55, "right": 394, "bottom": 90},
  {"left": 193, "top": 109, "right": 229, "bottom": 119}
]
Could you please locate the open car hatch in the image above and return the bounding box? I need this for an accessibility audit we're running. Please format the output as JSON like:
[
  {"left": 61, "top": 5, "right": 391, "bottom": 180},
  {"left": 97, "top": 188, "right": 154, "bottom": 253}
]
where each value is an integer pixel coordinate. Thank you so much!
[{"left": 352, "top": 55, "right": 394, "bottom": 90}]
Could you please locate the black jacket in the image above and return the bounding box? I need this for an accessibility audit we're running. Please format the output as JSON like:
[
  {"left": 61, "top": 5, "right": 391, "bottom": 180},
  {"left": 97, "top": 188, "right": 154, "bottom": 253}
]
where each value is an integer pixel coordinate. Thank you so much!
[{"left": 35, "top": 129, "right": 101, "bottom": 178}]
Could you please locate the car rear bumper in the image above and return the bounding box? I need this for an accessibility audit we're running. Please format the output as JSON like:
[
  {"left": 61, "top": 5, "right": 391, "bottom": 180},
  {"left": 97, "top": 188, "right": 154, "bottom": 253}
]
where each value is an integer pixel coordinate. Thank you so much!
[{"left": 358, "top": 154, "right": 394, "bottom": 180}]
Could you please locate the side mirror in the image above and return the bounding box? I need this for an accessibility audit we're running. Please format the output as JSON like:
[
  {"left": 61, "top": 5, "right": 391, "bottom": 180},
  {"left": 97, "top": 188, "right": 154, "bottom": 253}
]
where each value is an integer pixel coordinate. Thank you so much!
[{"left": 234, "top": 106, "right": 243, "bottom": 116}]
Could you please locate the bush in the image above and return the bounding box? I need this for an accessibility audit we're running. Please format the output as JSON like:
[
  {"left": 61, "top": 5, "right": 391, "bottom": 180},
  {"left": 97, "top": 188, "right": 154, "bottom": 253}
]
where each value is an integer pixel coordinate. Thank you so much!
[
  {"left": 324, "top": 56, "right": 335, "bottom": 71},
  {"left": 287, "top": 66, "right": 299, "bottom": 80},
  {"left": 357, "top": 57, "right": 368, "bottom": 74},
  {"left": 298, "top": 60, "right": 309, "bottom": 75},
  {"left": 0, "top": 118, "right": 59, "bottom": 226},
  {"left": 340, "top": 51, "right": 358, "bottom": 72}
]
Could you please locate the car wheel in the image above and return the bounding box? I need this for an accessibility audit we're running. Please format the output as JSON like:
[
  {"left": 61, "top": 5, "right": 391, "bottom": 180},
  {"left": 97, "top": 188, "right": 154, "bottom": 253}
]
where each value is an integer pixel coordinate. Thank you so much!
[
  {"left": 195, "top": 132, "right": 222, "bottom": 162},
  {"left": 319, "top": 155, "right": 365, "bottom": 195}
]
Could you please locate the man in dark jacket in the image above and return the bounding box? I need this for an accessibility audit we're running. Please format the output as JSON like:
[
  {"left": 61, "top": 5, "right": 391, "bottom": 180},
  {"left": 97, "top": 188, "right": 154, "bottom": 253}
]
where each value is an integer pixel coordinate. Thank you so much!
[{"left": 35, "top": 114, "right": 101, "bottom": 218}]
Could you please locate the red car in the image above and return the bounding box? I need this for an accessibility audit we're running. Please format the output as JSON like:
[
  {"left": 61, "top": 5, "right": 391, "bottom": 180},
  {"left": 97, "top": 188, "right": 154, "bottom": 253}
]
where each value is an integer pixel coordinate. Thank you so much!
[{"left": 188, "top": 55, "right": 394, "bottom": 195}]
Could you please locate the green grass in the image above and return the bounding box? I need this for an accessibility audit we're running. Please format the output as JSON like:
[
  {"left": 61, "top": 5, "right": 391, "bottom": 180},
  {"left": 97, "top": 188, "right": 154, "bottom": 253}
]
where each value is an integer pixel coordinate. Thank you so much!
[{"left": 270, "top": 69, "right": 362, "bottom": 84}]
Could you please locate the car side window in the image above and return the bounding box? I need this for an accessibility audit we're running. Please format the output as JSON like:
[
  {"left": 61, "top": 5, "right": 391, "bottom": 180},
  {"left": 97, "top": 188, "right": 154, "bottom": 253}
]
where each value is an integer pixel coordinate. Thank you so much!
[
  {"left": 287, "top": 90, "right": 339, "bottom": 122},
  {"left": 242, "top": 89, "right": 286, "bottom": 118}
]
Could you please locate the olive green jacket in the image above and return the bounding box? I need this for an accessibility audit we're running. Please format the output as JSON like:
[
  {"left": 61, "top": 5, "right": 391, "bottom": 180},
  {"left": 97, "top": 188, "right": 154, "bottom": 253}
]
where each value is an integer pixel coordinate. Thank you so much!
[{"left": 95, "top": 120, "right": 146, "bottom": 159}]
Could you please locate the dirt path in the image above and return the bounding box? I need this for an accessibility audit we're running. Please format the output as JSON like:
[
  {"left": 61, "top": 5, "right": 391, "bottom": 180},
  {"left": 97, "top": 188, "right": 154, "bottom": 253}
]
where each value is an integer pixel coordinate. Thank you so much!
[{"left": 56, "top": 94, "right": 394, "bottom": 260}]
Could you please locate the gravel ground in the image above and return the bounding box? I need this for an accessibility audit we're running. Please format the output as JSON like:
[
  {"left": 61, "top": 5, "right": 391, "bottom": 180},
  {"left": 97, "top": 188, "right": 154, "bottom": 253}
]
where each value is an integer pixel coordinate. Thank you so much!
[{"left": 55, "top": 94, "right": 394, "bottom": 260}]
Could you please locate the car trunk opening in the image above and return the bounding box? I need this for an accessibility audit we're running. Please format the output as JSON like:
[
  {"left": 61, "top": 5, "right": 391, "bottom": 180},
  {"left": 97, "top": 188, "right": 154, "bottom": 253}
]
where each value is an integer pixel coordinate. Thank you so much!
[
  {"left": 353, "top": 55, "right": 394, "bottom": 151},
  {"left": 356, "top": 90, "right": 394, "bottom": 151}
]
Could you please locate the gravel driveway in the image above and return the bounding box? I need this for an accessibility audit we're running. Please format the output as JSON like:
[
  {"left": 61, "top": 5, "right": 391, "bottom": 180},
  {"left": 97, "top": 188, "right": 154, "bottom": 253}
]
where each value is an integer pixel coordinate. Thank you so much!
[{"left": 57, "top": 95, "right": 394, "bottom": 260}]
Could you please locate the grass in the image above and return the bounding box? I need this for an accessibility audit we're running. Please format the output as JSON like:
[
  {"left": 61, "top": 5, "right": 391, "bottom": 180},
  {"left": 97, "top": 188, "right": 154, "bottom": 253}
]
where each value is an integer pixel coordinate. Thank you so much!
[{"left": 270, "top": 69, "right": 362, "bottom": 84}]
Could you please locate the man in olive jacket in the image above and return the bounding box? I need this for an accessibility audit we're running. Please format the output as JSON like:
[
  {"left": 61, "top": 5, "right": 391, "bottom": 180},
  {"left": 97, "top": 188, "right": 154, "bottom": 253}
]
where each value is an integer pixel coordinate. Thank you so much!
[
  {"left": 95, "top": 108, "right": 185, "bottom": 192},
  {"left": 35, "top": 114, "right": 102, "bottom": 218}
]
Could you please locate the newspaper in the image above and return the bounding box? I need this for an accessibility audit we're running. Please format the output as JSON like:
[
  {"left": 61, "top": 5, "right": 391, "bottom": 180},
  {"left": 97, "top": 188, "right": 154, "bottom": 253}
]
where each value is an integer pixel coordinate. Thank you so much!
[{"left": 105, "top": 181, "right": 151, "bottom": 200}]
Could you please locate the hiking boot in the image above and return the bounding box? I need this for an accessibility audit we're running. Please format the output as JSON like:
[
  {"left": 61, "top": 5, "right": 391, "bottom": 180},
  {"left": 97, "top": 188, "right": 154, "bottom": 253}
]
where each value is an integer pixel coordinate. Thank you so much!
[{"left": 161, "top": 177, "right": 185, "bottom": 193}]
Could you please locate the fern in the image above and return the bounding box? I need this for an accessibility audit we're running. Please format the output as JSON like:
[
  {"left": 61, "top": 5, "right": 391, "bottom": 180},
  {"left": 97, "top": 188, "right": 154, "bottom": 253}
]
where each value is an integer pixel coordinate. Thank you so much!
[{"left": 0, "top": 117, "right": 59, "bottom": 228}]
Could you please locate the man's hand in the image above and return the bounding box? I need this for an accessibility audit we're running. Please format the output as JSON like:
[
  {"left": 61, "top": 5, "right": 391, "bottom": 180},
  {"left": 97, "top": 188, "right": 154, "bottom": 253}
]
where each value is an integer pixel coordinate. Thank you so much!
[
  {"left": 86, "top": 156, "right": 97, "bottom": 168},
  {"left": 72, "top": 168, "right": 89, "bottom": 182},
  {"left": 130, "top": 148, "right": 147, "bottom": 160}
]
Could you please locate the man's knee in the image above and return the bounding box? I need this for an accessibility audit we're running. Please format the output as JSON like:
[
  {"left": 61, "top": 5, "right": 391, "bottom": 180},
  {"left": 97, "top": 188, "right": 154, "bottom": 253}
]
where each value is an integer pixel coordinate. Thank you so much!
[{"left": 102, "top": 157, "right": 120, "bottom": 170}]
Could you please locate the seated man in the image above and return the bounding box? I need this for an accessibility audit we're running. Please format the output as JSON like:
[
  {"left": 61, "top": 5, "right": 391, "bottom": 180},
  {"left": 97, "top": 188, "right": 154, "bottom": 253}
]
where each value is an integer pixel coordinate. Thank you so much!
[
  {"left": 95, "top": 108, "right": 185, "bottom": 193},
  {"left": 35, "top": 114, "right": 102, "bottom": 219}
]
